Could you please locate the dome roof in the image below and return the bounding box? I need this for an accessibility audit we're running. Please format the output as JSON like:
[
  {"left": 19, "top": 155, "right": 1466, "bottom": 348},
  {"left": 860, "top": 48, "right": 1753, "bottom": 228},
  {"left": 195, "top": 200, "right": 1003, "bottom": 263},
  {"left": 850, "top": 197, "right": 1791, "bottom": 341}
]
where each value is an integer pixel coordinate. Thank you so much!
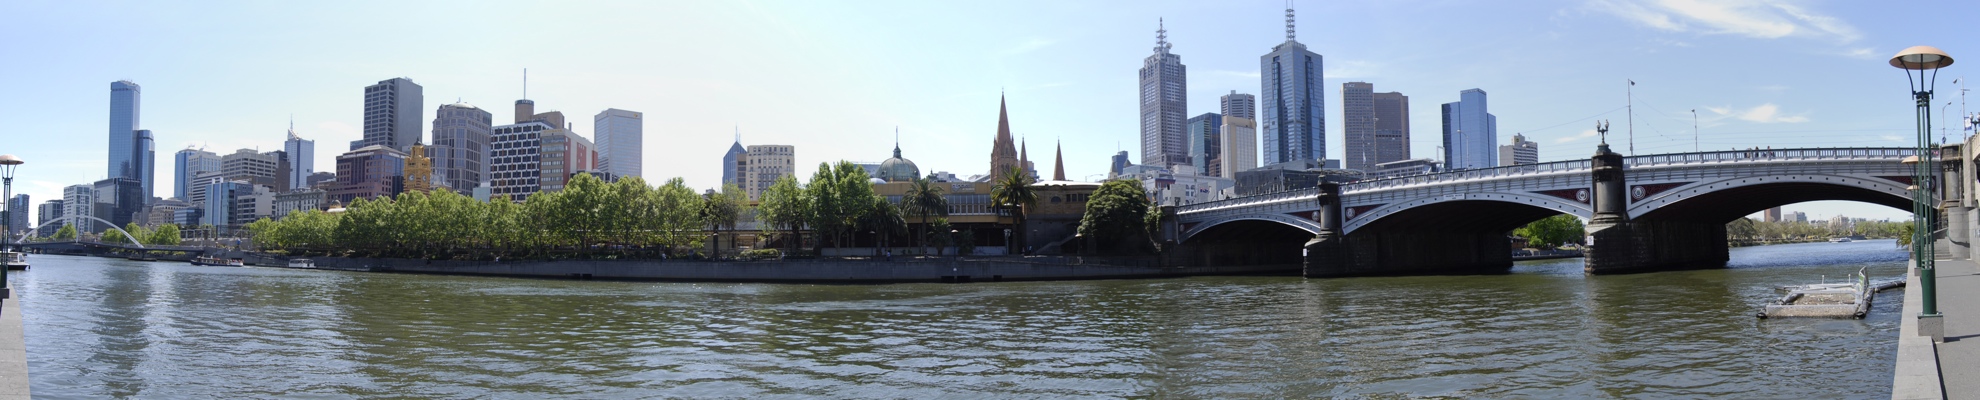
[{"left": 876, "top": 144, "right": 920, "bottom": 182}]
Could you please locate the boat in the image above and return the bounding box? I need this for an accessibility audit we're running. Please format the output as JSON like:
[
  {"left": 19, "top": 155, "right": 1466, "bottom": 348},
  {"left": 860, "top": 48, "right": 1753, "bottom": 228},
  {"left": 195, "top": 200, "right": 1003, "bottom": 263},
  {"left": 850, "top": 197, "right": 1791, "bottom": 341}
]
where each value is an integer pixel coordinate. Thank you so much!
[
  {"left": 286, "top": 259, "right": 316, "bottom": 269},
  {"left": 190, "top": 256, "right": 245, "bottom": 267},
  {"left": 126, "top": 254, "right": 159, "bottom": 262},
  {"left": 1, "top": 251, "right": 26, "bottom": 270},
  {"left": 1829, "top": 237, "right": 1853, "bottom": 243}
]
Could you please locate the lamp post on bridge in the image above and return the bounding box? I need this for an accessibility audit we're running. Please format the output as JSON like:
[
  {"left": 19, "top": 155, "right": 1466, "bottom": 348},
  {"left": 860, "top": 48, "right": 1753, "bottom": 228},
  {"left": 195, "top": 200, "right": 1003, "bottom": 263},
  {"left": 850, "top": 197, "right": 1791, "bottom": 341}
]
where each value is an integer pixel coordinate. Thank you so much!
[
  {"left": 1891, "top": 45, "right": 1953, "bottom": 341},
  {"left": 0, "top": 154, "right": 23, "bottom": 297}
]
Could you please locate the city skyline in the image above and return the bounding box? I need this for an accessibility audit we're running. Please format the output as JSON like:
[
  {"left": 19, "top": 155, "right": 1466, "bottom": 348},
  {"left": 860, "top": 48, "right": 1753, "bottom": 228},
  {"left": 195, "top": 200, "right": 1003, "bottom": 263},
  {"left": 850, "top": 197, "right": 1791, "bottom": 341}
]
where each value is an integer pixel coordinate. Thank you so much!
[{"left": 5, "top": 0, "right": 1976, "bottom": 222}]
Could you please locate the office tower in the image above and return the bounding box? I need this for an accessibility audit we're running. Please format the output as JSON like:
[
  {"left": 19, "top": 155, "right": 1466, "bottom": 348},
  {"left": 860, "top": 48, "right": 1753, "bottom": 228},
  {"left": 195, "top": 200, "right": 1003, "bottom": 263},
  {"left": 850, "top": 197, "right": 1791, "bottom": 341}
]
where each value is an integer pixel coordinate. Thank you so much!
[
  {"left": 1441, "top": 89, "right": 1498, "bottom": 170},
  {"left": 1498, "top": 133, "right": 1538, "bottom": 166},
  {"left": 330, "top": 145, "right": 407, "bottom": 204},
  {"left": 744, "top": 145, "right": 795, "bottom": 200},
  {"left": 430, "top": 102, "right": 493, "bottom": 193},
  {"left": 1342, "top": 82, "right": 1377, "bottom": 171},
  {"left": 220, "top": 149, "right": 282, "bottom": 188},
  {"left": 1220, "top": 116, "right": 1258, "bottom": 179},
  {"left": 92, "top": 178, "right": 143, "bottom": 230},
  {"left": 594, "top": 108, "right": 643, "bottom": 180},
  {"left": 134, "top": 130, "right": 154, "bottom": 201},
  {"left": 1260, "top": 6, "right": 1324, "bottom": 165},
  {"left": 537, "top": 129, "right": 595, "bottom": 193},
  {"left": 1221, "top": 90, "right": 1256, "bottom": 121},
  {"left": 1764, "top": 207, "right": 1783, "bottom": 223},
  {"left": 37, "top": 199, "right": 63, "bottom": 233},
  {"left": 201, "top": 180, "right": 256, "bottom": 233},
  {"left": 1140, "top": 20, "right": 1189, "bottom": 167},
  {"left": 5, "top": 194, "right": 26, "bottom": 235},
  {"left": 284, "top": 123, "right": 314, "bottom": 191},
  {"left": 174, "top": 148, "right": 222, "bottom": 200},
  {"left": 722, "top": 132, "right": 747, "bottom": 188},
  {"left": 62, "top": 184, "right": 95, "bottom": 233},
  {"left": 1372, "top": 91, "right": 1411, "bottom": 166},
  {"left": 1186, "top": 112, "right": 1222, "bottom": 176},
  {"left": 107, "top": 81, "right": 141, "bottom": 182},
  {"left": 989, "top": 96, "right": 1021, "bottom": 182},
  {"left": 488, "top": 121, "right": 552, "bottom": 201},
  {"left": 360, "top": 78, "right": 424, "bottom": 152},
  {"left": 1110, "top": 151, "right": 1131, "bottom": 177}
]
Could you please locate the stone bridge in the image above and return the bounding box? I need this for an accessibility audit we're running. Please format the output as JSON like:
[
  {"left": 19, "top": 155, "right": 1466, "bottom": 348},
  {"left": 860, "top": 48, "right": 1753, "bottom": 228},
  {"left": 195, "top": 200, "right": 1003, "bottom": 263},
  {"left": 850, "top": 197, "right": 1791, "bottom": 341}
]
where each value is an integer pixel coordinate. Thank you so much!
[{"left": 1171, "top": 145, "right": 1945, "bottom": 276}]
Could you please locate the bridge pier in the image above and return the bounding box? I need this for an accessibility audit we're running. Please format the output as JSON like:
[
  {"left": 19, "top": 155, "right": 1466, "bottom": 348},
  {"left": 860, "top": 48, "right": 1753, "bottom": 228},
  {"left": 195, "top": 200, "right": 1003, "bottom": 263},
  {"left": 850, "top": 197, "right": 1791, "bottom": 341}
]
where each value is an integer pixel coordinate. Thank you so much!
[
  {"left": 1303, "top": 182, "right": 1512, "bottom": 277},
  {"left": 1581, "top": 143, "right": 1730, "bottom": 273}
]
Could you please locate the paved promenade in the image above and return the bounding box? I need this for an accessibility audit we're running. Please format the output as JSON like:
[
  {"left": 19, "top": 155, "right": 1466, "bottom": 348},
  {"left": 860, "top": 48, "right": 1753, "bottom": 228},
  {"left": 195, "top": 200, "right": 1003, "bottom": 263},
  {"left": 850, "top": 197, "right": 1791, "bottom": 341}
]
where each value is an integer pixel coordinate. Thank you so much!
[
  {"left": 0, "top": 287, "right": 29, "bottom": 399},
  {"left": 1895, "top": 258, "right": 1980, "bottom": 399}
]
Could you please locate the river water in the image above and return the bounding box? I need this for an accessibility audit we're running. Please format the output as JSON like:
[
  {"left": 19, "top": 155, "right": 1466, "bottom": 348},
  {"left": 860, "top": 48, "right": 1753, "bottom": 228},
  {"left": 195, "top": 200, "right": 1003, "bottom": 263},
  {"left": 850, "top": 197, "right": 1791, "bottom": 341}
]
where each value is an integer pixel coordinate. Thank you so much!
[{"left": 16, "top": 240, "right": 1907, "bottom": 398}]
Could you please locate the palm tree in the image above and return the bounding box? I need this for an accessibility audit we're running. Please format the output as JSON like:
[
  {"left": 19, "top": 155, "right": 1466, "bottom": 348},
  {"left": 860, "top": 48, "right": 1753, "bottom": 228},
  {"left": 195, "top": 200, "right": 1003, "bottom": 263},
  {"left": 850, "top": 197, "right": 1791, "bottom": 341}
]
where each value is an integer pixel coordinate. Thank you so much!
[
  {"left": 860, "top": 196, "right": 906, "bottom": 257},
  {"left": 902, "top": 177, "right": 949, "bottom": 255},
  {"left": 991, "top": 166, "right": 1038, "bottom": 255}
]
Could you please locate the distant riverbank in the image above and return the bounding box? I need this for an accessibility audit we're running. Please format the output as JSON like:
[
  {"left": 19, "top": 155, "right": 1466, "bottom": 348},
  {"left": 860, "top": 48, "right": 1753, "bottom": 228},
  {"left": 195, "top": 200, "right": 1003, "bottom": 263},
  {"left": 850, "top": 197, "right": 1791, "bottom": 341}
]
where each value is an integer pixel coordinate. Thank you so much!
[{"left": 265, "top": 254, "right": 1300, "bottom": 283}]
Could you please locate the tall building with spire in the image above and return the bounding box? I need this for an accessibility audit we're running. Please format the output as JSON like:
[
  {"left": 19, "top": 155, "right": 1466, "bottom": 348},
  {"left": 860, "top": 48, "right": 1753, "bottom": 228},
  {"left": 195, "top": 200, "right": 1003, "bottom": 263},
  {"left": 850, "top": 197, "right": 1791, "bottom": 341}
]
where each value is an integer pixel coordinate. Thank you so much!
[
  {"left": 1020, "top": 140, "right": 1033, "bottom": 181},
  {"left": 1260, "top": 5, "right": 1324, "bottom": 165},
  {"left": 283, "top": 120, "right": 314, "bottom": 191},
  {"left": 722, "top": 128, "right": 747, "bottom": 189},
  {"left": 1140, "top": 19, "right": 1189, "bottom": 168},
  {"left": 1053, "top": 141, "right": 1067, "bottom": 181},
  {"left": 989, "top": 96, "right": 1021, "bottom": 182}
]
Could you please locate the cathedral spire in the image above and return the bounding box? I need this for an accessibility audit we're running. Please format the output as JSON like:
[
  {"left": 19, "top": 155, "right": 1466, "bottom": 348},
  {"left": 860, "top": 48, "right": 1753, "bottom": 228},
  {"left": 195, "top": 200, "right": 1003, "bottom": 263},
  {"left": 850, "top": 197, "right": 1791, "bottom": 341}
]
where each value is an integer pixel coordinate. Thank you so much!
[
  {"left": 990, "top": 94, "right": 1021, "bottom": 182},
  {"left": 1053, "top": 140, "right": 1066, "bottom": 181}
]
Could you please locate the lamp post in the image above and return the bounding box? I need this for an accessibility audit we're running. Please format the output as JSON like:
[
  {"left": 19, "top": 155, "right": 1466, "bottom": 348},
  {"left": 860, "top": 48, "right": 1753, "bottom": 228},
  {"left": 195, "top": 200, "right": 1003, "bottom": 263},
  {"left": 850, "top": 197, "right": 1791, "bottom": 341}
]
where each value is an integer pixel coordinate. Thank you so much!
[
  {"left": 0, "top": 154, "right": 22, "bottom": 296},
  {"left": 1891, "top": 45, "right": 1953, "bottom": 339}
]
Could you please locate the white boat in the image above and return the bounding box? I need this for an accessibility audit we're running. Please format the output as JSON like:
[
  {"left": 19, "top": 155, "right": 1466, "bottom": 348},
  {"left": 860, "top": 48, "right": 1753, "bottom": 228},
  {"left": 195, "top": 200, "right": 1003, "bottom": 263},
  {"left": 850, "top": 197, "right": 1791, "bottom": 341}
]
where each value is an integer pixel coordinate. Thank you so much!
[
  {"left": 287, "top": 259, "right": 316, "bottom": 269},
  {"left": 1829, "top": 237, "right": 1853, "bottom": 243},
  {"left": 191, "top": 256, "right": 244, "bottom": 267},
  {"left": 1, "top": 251, "right": 25, "bottom": 270}
]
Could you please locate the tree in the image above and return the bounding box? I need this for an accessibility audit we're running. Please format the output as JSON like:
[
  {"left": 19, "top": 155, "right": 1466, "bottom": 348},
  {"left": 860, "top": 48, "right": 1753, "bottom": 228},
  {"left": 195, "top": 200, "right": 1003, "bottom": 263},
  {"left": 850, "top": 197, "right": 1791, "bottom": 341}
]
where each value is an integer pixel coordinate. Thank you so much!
[
  {"left": 704, "top": 184, "right": 748, "bottom": 258},
  {"left": 1513, "top": 214, "right": 1585, "bottom": 250},
  {"left": 805, "top": 161, "right": 875, "bottom": 253},
  {"left": 902, "top": 178, "right": 948, "bottom": 255},
  {"left": 150, "top": 224, "right": 182, "bottom": 246},
  {"left": 928, "top": 218, "right": 953, "bottom": 256},
  {"left": 859, "top": 195, "right": 906, "bottom": 256},
  {"left": 1077, "top": 179, "right": 1154, "bottom": 254},
  {"left": 52, "top": 224, "right": 76, "bottom": 241},
  {"left": 1725, "top": 217, "right": 1759, "bottom": 241},
  {"left": 991, "top": 166, "right": 1038, "bottom": 255},
  {"left": 757, "top": 175, "right": 810, "bottom": 255}
]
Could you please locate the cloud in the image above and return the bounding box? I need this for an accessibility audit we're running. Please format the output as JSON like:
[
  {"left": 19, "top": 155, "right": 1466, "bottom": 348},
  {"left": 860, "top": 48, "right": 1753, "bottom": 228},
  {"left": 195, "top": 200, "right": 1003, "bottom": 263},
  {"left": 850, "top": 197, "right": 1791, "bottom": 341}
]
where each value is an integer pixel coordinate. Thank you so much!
[
  {"left": 1588, "top": 0, "right": 1861, "bottom": 43},
  {"left": 1706, "top": 103, "right": 1809, "bottom": 123},
  {"left": 1556, "top": 129, "right": 1603, "bottom": 144},
  {"left": 1002, "top": 37, "right": 1056, "bottom": 56}
]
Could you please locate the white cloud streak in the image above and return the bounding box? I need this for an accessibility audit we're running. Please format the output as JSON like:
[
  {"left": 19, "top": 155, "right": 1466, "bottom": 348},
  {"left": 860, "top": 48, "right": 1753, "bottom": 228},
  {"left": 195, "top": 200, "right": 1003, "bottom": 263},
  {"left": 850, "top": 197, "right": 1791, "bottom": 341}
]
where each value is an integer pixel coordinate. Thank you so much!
[{"left": 1589, "top": 0, "right": 1861, "bottom": 43}]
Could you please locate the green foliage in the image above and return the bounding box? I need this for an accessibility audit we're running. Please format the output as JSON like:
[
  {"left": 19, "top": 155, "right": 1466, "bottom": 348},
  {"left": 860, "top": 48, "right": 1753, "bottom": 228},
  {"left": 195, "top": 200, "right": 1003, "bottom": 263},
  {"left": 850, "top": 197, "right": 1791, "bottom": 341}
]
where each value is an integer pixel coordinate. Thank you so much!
[
  {"left": 53, "top": 224, "right": 77, "bottom": 241},
  {"left": 806, "top": 161, "right": 876, "bottom": 250},
  {"left": 1512, "top": 214, "right": 1585, "bottom": 249},
  {"left": 956, "top": 229, "right": 976, "bottom": 256},
  {"left": 757, "top": 175, "right": 810, "bottom": 253},
  {"left": 102, "top": 227, "right": 131, "bottom": 244},
  {"left": 991, "top": 167, "right": 1038, "bottom": 254},
  {"left": 149, "top": 224, "right": 182, "bottom": 246},
  {"left": 1725, "top": 217, "right": 1758, "bottom": 240},
  {"left": 927, "top": 218, "right": 953, "bottom": 256},
  {"left": 1898, "top": 223, "right": 1915, "bottom": 246},
  {"left": 903, "top": 178, "right": 949, "bottom": 253},
  {"left": 860, "top": 195, "right": 906, "bottom": 252},
  {"left": 704, "top": 184, "right": 749, "bottom": 256},
  {"left": 1078, "top": 179, "right": 1154, "bottom": 254}
]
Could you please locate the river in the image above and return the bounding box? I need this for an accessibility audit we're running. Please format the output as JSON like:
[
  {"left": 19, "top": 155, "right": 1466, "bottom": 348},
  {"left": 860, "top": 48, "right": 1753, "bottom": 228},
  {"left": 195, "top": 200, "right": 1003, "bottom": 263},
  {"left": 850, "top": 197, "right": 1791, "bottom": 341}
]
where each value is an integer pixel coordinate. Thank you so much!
[{"left": 15, "top": 240, "right": 1907, "bottom": 398}]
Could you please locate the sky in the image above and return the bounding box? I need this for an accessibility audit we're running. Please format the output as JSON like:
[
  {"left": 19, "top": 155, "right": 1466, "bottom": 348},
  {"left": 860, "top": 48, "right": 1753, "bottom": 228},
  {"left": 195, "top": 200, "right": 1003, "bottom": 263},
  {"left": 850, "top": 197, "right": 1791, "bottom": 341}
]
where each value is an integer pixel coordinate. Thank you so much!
[{"left": 3, "top": 0, "right": 1977, "bottom": 224}]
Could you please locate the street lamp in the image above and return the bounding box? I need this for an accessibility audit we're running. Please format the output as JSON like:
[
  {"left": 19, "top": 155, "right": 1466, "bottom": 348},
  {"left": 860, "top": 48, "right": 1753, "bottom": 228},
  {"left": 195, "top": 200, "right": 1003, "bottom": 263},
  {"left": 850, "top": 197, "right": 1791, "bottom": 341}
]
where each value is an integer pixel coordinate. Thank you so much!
[
  {"left": 0, "top": 154, "right": 22, "bottom": 296},
  {"left": 1891, "top": 45, "right": 1953, "bottom": 340}
]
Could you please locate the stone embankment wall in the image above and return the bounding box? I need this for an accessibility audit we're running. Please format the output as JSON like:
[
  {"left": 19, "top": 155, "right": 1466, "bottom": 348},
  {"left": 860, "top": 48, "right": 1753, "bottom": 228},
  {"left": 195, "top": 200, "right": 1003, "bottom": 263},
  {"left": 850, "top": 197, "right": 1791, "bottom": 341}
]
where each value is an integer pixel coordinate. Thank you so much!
[{"left": 305, "top": 256, "right": 1299, "bottom": 283}]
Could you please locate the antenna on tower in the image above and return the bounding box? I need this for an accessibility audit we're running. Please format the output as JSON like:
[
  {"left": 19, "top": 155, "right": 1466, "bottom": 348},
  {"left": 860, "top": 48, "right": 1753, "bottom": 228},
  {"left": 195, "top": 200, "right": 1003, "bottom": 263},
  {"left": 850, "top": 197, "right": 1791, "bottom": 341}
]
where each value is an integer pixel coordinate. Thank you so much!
[
  {"left": 1155, "top": 18, "right": 1169, "bottom": 53},
  {"left": 1285, "top": 0, "right": 1296, "bottom": 41},
  {"left": 523, "top": 68, "right": 528, "bottom": 99}
]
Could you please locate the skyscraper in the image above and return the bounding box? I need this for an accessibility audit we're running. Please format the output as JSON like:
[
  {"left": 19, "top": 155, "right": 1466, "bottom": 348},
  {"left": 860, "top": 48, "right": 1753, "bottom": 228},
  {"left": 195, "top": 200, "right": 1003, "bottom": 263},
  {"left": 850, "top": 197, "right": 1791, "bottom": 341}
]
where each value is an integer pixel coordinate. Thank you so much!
[
  {"left": 744, "top": 145, "right": 795, "bottom": 200},
  {"left": 1220, "top": 117, "right": 1258, "bottom": 179},
  {"left": 1259, "top": 6, "right": 1324, "bottom": 165},
  {"left": 594, "top": 109, "right": 643, "bottom": 179},
  {"left": 1441, "top": 89, "right": 1497, "bottom": 170},
  {"left": 173, "top": 148, "right": 222, "bottom": 200},
  {"left": 1186, "top": 112, "right": 1222, "bottom": 176},
  {"left": 6, "top": 194, "right": 27, "bottom": 236},
  {"left": 1139, "top": 19, "right": 1189, "bottom": 167},
  {"left": 330, "top": 145, "right": 407, "bottom": 204},
  {"left": 61, "top": 184, "right": 94, "bottom": 233},
  {"left": 1372, "top": 90, "right": 1411, "bottom": 166},
  {"left": 1221, "top": 90, "right": 1255, "bottom": 120},
  {"left": 430, "top": 102, "right": 493, "bottom": 193},
  {"left": 134, "top": 129, "right": 154, "bottom": 200},
  {"left": 1498, "top": 133, "right": 1538, "bottom": 166},
  {"left": 1342, "top": 82, "right": 1376, "bottom": 171},
  {"left": 284, "top": 123, "right": 314, "bottom": 191},
  {"left": 722, "top": 131, "right": 747, "bottom": 189},
  {"left": 488, "top": 121, "right": 552, "bottom": 201},
  {"left": 107, "top": 81, "right": 141, "bottom": 182},
  {"left": 360, "top": 78, "right": 424, "bottom": 152}
]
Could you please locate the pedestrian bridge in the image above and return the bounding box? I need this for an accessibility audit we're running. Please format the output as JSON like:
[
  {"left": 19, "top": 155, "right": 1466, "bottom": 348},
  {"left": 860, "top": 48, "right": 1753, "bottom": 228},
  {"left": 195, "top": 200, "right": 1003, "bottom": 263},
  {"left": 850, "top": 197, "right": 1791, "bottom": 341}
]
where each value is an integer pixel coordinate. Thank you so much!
[{"left": 1169, "top": 146, "right": 1934, "bottom": 276}]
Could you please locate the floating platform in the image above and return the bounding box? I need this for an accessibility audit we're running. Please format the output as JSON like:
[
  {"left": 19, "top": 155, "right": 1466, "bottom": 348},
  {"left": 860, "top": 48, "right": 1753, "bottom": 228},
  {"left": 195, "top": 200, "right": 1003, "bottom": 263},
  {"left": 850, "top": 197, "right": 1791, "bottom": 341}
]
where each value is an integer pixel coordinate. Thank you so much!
[{"left": 1759, "top": 269, "right": 1904, "bottom": 319}]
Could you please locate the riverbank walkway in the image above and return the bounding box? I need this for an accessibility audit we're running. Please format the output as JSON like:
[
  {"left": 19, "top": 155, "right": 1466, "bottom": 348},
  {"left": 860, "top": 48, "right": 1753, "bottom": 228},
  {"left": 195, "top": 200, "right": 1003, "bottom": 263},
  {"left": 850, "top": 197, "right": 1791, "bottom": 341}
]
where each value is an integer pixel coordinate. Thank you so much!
[
  {"left": 1895, "top": 258, "right": 1980, "bottom": 399},
  {"left": 0, "top": 287, "right": 29, "bottom": 399}
]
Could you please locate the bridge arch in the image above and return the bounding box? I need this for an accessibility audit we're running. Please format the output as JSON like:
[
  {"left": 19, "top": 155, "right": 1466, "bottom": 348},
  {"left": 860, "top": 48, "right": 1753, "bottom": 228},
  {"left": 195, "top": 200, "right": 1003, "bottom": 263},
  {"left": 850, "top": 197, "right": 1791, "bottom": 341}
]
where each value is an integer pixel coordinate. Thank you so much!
[
  {"left": 1627, "top": 174, "right": 1912, "bottom": 222},
  {"left": 1343, "top": 192, "right": 1594, "bottom": 235},
  {"left": 1179, "top": 213, "right": 1321, "bottom": 243},
  {"left": 56, "top": 216, "right": 149, "bottom": 249}
]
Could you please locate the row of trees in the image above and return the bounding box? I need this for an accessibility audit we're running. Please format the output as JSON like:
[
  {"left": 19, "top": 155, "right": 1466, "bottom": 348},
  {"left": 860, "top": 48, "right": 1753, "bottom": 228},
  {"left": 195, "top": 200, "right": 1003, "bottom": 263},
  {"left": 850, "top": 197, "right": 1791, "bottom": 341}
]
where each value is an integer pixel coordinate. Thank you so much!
[
  {"left": 1726, "top": 218, "right": 1910, "bottom": 242},
  {"left": 1512, "top": 214, "right": 1584, "bottom": 250},
  {"left": 101, "top": 223, "right": 184, "bottom": 246}
]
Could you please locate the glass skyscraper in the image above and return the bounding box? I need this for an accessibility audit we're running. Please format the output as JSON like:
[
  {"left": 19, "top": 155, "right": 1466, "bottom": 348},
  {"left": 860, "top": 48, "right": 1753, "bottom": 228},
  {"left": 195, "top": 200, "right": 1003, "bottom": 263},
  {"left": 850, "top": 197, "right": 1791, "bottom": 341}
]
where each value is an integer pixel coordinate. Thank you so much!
[
  {"left": 174, "top": 149, "right": 221, "bottom": 200},
  {"left": 1441, "top": 89, "right": 1497, "bottom": 170},
  {"left": 431, "top": 102, "right": 493, "bottom": 193},
  {"left": 285, "top": 125, "right": 315, "bottom": 191},
  {"left": 107, "top": 80, "right": 153, "bottom": 200},
  {"left": 593, "top": 108, "right": 643, "bottom": 180},
  {"left": 1259, "top": 8, "right": 1324, "bottom": 165},
  {"left": 1186, "top": 112, "right": 1221, "bottom": 177},
  {"left": 360, "top": 78, "right": 424, "bottom": 153}
]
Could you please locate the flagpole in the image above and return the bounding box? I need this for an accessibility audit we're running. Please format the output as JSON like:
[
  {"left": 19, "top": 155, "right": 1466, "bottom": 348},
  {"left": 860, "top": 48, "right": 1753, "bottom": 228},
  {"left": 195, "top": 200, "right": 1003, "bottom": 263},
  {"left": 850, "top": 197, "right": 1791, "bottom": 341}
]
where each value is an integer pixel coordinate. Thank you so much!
[{"left": 1627, "top": 79, "right": 1635, "bottom": 156}]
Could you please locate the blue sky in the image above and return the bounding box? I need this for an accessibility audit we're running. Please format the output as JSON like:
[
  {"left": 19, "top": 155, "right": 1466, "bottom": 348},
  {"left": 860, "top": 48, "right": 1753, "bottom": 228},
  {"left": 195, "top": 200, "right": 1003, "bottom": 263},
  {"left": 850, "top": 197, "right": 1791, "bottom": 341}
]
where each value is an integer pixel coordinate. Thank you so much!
[{"left": 3, "top": 0, "right": 1975, "bottom": 223}]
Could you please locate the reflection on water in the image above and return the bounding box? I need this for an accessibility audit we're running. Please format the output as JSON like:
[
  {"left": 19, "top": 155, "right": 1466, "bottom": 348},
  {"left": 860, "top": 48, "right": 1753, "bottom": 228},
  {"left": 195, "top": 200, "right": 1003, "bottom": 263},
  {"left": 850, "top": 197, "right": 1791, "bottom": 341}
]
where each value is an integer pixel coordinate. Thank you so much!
[{"left": 19, "top": 240, "right": 1905, "bottom": 398}]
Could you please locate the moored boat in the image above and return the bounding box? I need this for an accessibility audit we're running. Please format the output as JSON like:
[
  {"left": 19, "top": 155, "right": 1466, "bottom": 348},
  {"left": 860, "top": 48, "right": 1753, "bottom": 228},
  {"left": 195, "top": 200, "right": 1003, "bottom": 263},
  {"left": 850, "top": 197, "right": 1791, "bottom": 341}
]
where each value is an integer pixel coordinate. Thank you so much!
[
  {"left": 191, "top": 256, "right": 245, "bottom": 267},
  {"left": 1, "top": 251, "right": 26, "bottom": 270},
  {"left": 287, "top": 259, "right": 316, "bottom": 269}
]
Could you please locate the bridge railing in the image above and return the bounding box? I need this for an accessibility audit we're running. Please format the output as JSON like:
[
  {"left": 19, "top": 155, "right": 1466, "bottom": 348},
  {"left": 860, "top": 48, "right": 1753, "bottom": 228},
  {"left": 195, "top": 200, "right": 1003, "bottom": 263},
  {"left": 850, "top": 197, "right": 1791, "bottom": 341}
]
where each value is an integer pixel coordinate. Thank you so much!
[
  {"left": 1345, "top": 159, "right": 1593, "bottom": 192},
  {"left": 1624, "top": 147, "right": 1914, "bottom": 168}
]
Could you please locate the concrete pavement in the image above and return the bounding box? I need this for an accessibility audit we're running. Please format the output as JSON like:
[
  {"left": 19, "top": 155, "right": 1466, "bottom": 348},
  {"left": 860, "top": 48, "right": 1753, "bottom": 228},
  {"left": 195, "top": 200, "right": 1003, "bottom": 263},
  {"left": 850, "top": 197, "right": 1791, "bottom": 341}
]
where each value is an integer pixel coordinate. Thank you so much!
[
  {"left": 1931, "top": 259, "right": 1980, "bottom": 399},
  {"left": 0, "top": 287, "right": 29, "bottom": 399}
]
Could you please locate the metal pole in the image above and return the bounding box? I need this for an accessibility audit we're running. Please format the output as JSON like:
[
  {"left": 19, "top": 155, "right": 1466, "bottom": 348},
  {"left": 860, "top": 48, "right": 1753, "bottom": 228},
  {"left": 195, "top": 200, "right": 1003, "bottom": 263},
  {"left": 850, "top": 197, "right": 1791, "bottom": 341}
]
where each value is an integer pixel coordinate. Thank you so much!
[
  {"left": 1691, "top": 109, "right": 1698, "bottom": 152},
  {"left": 1916, "top": 89, "right": 1940, "bottom": 317},
  {"left": 1, "top": 173, "right": 11, "bottom": 293}
]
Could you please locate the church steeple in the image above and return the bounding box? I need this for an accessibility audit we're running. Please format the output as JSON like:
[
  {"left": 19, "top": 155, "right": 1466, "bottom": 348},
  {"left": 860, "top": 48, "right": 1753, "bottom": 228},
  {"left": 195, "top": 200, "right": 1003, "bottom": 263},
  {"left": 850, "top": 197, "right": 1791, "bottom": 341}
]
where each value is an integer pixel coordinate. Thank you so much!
[
  {"left": 1053, "top": 140, "right": 1066, "bottom": 181},
  {"left": 990, "top": 94, "right": 1021, "bottom": 182},
  {"left": 1019, "top": 138, "right": 1030, "bottom": 179}
]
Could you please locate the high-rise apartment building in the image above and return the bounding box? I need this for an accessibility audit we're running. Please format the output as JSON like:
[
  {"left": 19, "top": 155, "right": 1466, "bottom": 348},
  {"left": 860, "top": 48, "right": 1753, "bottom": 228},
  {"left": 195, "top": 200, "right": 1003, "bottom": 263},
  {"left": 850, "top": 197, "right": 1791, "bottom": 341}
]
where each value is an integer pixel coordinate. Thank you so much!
[
  {"left": 1498, "top": 133, "right": 1538, "bottom": 166},
  {"left": 430, "top": 102, "right": 493, "bottom": 193},
  {"left": 107, "top": 81, "right": 154, "bottom": 200},
  {"left": 37, "top": 199, "right": 63, "bottom": 234},
  {"left": 744, "top": 145, "right": 795, "bottom": 200},
  {"left": 1221, "top": 90, "right": 1256, "bottom": 120},
  {"left": 1441, "top": 89, "right": 1498, "bottom": 170},
  {"left": 5, "top": 194, "right": 27, "bottom": 235},
  {"left": 1186, "top": 113, "right": 1222, "bottom": 177},
  {"left": 173, "top": 148, "right": 222, "bottom": 200},
  {"left": 133, "top": 130, "right": 154, "bottom": 202},
  {"left": 1372, "top": 91, "right": 1411, "bottom": 166},
  {"left": 1139, "top": 20, "right": 1189, "bottom": 167},
  {"left": 220, "top": 149, "right": 283, "bottom": 189},
  {"left": 359, "top": 78, "right": 424, "bottom": 152},
  {"left": 61, "top": 184, "right": 94, "bottom": 233},
  {"left": 1219, "top": 117, "right": 1258, "bottom": 179},
  {"left": 330, "top": 145, "right": 406, "bottom": 204},
  {"left": 594, "top": 109, "right": 642, "bottom": 180},
  {"left": 488, "top": 121, "right": 552, "bottom": 202},
  {"left": 1259, "top": 7, "right": 1324, "bottom": 165},
  {"left": 538, "top": 129, "right": 595, "bottom": 193},
  {"left": 284, "top": 124, "right": 314, "bottom": 191}
]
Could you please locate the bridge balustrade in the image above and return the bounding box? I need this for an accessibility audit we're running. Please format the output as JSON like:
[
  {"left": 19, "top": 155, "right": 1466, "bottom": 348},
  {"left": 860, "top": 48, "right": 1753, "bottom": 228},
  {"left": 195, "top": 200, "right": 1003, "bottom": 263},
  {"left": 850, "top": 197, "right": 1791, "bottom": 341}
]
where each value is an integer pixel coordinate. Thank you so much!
[{"left": 1624, "top": 148, "right": 1913, "bottom": 168}]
